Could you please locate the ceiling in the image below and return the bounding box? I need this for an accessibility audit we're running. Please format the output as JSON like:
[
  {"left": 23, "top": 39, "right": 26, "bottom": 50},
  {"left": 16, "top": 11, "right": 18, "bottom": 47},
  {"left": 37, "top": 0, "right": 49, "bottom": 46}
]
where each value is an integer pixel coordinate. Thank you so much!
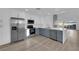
[
  {"left": 11, "top": 8, "right": 79, "bottom": 16},
  {"left": 11, "top": 8, "right": 79, "bottom": 22},
  {"left": 11, "top": 8, "right": 71, "bottom": 15}
]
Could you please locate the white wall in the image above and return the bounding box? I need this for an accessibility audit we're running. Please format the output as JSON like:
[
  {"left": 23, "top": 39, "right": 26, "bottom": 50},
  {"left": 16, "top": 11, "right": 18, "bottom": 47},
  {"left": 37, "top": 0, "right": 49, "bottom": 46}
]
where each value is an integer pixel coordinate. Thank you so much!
[
  {"left": 0, "top": 9, "right": 11, "bottom": 45},
  {"left": 33, "top": 15, "right": 53, "bottom": 28},
  {"left": 25, "top": 14, "right": 53, "bottom": 28},
  {"left": 40, "top": 15, "right": 53, "bottom": 28},
  {"left": 0, "top": 9, "right": 27, "bottom": 45}
]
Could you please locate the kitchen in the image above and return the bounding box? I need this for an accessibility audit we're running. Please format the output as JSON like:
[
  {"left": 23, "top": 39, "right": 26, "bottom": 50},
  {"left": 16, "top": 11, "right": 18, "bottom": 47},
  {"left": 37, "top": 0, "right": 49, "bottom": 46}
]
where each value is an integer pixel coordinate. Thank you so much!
[{"left": 0, "top": 8, "right": 79, "bottom": 51}]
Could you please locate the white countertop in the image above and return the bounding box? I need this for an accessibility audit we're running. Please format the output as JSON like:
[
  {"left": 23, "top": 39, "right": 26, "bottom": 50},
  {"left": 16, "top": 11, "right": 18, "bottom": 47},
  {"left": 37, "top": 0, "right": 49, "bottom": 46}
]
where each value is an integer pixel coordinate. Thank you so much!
[
  {"left": 36, "top": 27, "right": 67, "bottom": 31},
  {"left": 49, "top": 28, "right": 67, "bottom": 31},
  {"left": 26, "top": 27, "right": 67, "bottom": 31}
]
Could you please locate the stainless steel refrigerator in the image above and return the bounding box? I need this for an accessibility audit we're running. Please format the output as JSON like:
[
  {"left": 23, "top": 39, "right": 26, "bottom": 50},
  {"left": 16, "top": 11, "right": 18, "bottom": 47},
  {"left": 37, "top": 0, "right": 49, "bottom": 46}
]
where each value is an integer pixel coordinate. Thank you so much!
[{"left": 11, "top": 17, "right": 26, "bottom": 43}]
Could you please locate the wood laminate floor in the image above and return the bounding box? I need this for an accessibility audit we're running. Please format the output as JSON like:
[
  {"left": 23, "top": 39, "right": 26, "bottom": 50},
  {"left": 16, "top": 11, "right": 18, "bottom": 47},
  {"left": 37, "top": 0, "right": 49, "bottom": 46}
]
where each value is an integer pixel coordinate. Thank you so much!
[{"left": 0, "top": 30, "right": 79, "bottom": 51}]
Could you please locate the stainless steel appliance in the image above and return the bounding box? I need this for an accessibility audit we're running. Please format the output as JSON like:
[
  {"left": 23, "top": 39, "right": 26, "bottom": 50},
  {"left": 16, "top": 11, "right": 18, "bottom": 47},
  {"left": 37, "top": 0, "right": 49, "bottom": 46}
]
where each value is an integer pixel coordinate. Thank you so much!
[
  {"left": 27, "top": 25, "right": 35, "bottom": 35},
  {"left": 28, "top": 20, "right": 34, "bottom": 24},
  {"left": 11, "top": 17, "right": 26, "bottom": 43}
]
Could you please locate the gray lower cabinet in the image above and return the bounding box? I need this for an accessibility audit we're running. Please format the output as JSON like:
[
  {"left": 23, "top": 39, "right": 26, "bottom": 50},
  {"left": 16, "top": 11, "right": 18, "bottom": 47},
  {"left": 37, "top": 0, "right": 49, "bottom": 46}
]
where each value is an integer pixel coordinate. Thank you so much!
[
  {"left": 57, "top": 30, "right": 63, "bottom": 43},
  {"left": 39, "top": 28, "right": 44, "bottom": 35},
  {"left": 39, "top": 28, "right": 49, "bottom": 37},
  {"left": 35, "top": 28, "right": 63, "bottom": 43},
  {"left": 49, "top": 30, "right": 57, "bottom": 40},
  {"left": 40, "top": 28, "right": 46, "bottom": 36},
  {"left": 35, "top": 28, "right": 39, "bottom": 35},
  {"left": 42, "top": 29, "right": 49, "bottom": 37}
]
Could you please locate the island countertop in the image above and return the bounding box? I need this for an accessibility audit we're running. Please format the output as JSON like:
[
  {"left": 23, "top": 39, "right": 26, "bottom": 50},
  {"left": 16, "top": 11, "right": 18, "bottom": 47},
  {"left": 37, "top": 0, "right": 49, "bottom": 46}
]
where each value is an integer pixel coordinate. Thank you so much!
[
  {"left": 36, "top": 27, "right": 67, "bottom": 31},
  {"left": 47, "top": 27, "right": 67, "bottom": 31}
]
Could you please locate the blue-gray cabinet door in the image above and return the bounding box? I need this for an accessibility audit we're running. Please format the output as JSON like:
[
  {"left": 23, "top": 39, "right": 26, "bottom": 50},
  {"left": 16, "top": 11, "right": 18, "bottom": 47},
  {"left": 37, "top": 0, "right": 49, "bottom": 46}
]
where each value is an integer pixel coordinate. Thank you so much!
[
  {"left": 39, "top": 28, "right": 49, "bottom": 37},
  {"left": 35, "top": 28, "right": 39, "bottom": 35},
  {"left": 43, "top": 29, "right": 49, "bottom": 37},
  {"left": 40, "top": 28, "right": 46, "bottom": 36},
  {"left": 39, "top": 28, "right": 44, "bottom": 35},
  {"left": 57, "top": 30, "right": 63, "bottom": 43},
  {"left": 49, "top": 30, "right": 57, "bottom": 40}
]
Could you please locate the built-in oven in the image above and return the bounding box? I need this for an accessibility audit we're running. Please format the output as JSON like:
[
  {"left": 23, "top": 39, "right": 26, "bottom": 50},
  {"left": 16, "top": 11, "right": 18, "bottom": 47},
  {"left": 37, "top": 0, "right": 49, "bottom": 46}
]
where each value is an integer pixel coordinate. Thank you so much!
[
  {"left": 30, "top": 28, "right": 35, "bottom": 34},
  {"left": 27, "top": 25, "right": 35, "bottom": 35}
]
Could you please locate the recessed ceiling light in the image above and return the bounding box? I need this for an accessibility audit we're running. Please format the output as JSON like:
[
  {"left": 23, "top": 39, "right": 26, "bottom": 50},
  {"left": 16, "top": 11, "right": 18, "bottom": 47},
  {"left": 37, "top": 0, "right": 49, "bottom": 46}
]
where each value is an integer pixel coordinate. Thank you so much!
[
  {"left": 36, "top": 8, "right": 41, "bottom": 10},
  {"left": 60, "top": 11, "right": 65, "bottom": 14},
  {"left": 54, "top": 8, "right": 60, "bottom": 11},
  {"left": 48, "top": 13, "right": 50, "bottom": 15}
]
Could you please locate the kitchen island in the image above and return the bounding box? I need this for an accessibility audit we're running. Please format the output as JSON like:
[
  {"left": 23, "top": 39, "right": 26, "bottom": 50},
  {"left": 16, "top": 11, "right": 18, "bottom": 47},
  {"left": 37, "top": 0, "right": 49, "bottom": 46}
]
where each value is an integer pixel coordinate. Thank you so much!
[{"left": 35, "top": 28, "right": 67, "bottom": 44}]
